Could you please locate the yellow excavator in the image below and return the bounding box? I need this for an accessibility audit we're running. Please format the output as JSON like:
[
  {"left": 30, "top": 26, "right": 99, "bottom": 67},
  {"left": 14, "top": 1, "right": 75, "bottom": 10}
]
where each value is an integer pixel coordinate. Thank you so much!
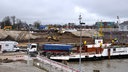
[
  {"left": 4, "top": 26, "right": 12, "bottom": 30},
  {"left": 47, "top": 27, "right": 59, "bottom": 41},
  {"left": 47, "top": 35, "right": 59, "bottom": 41}
]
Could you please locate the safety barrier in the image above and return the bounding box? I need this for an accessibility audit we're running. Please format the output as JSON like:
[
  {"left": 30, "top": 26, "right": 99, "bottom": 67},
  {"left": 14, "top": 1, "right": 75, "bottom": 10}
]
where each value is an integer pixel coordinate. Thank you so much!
[
  {"left": 13, "top": 55, "right": 25, "bottom": 60},
  {"left": 37, "top": 55, "right": 80, "bottom": 72}
]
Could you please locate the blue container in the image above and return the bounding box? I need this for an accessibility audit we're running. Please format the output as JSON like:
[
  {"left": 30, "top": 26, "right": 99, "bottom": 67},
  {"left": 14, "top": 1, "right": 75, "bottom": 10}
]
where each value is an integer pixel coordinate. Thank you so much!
[{"left": 42, "top": 44, "right": 73, "bottom": 51}]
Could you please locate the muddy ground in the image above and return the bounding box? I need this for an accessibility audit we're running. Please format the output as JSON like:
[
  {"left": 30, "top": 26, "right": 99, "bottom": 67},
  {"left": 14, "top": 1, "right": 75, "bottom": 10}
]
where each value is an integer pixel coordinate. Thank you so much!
[
  {"left": 18, "top": 31, "right": 95, "bottom": 46},
  {"left": 17, "top": 31, "right": 112, "bottom": 47}
]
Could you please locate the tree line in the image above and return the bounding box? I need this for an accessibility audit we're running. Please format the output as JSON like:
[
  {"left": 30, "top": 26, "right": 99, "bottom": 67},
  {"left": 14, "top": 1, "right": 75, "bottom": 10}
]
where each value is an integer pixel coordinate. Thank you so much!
[{"left": 0, "top": 16, "right": 41, "bottom": 30}]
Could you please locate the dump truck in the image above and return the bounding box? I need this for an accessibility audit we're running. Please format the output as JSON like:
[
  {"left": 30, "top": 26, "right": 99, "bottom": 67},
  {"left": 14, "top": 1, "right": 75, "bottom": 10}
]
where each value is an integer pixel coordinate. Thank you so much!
[{"left": 27, "top": 43, "right": 73, "bottom": 57}]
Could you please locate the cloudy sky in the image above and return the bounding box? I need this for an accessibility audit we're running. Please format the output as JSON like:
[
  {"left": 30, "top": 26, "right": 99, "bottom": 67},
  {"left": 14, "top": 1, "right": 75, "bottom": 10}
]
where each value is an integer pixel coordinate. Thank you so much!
[{"left": 0, "top": 0, "right": 128, "bottom": 25}]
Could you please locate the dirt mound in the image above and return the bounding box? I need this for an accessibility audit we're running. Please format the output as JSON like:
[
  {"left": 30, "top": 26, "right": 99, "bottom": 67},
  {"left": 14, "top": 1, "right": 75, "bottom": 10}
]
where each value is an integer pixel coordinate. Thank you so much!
[
  {"left": 20, "top": 31, "right": 94, "bottom": 45},
  {"left": 70, "top": 29, "right": 98, "bottom": 37},
  {"left": 0, "top": 30, "right": 40, "bottom": 41},
  {"left": 0, "top": 30, "right": 95, "bottom": 45},
  {"left": 41, "top": 31, "right": 93, "bottom": 44}
]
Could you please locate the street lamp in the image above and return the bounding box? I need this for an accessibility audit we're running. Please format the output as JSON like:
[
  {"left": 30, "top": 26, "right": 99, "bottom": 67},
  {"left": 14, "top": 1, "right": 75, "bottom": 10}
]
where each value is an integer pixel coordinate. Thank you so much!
[
  {"left": 78, "top": 14, "right": 85, "bottom": 72},
  {"left": 78, "top": 14, "right": 82, "bottom": 72}
]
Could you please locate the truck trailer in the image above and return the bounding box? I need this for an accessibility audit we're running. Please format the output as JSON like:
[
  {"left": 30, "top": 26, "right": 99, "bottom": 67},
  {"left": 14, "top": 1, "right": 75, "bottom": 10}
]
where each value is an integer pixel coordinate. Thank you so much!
[{"left": 41, "top": 44, "right": 73, "bottom": 57}]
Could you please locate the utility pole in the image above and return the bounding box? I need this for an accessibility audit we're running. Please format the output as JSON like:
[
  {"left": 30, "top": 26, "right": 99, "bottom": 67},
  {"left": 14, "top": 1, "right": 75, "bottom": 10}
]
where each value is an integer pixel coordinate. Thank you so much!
[
  {"left": 117, "top": 16, "right": 120, "bottom": 27},
  {"left": 28, "top": 25, "right": 30, "bottom": 43},
  {"left": 79, "top": 14, "right": 82, "bottom": 72}
]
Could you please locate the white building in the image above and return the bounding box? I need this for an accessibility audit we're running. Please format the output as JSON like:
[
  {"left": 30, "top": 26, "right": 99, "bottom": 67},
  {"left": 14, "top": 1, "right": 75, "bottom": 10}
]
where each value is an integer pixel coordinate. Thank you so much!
[{"left": 119, "top": 21, "right": 128, "bottom": 31}]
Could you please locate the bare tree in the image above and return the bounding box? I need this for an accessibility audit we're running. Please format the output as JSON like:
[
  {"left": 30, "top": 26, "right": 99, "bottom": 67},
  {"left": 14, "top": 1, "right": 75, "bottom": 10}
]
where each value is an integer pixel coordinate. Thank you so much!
[
  {"left": 1, "top": 16, "right": 12, "bottom": 29},
  {"left": 33, "top": 21, "right": 41, "bottom": 29},
  {"left": 11, "top": 16, "right": 15, "bottom": 25}
]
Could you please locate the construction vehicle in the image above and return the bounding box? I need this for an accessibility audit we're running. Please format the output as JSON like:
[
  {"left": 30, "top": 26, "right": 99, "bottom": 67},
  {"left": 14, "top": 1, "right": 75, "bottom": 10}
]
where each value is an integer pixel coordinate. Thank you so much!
[
  {"left": 27, "top": 43, "right": 37, "bottom": 53},
  {"left": 4, "top": 26, "right": 12, "bottom": 30},
  {"left": 27, "top": 43, "right": 73, "bottom": 58},
  {"left": 41, "top": 44, "right": 73, "bottom": 58},
  {"left": 27, "top": 43, "right": 39, "bottom": 57},
  {"left": 47, "top": 35, "right": 59, "bottom": 41},
  {"left": 57, "top": 28, "right": 65, "bottom": 35},
  {"left": 47, "top": 27, "right": 59, "bottom": 41}
]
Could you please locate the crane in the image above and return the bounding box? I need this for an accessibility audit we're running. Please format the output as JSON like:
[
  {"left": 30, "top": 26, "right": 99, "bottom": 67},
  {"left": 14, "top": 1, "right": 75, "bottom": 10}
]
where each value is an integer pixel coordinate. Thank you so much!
[
  {"left": 98, "top": 20, "right": 104, "bottom": 38},
  {"left": 93, "top": 20, "right": 104, "bottom": 39}
]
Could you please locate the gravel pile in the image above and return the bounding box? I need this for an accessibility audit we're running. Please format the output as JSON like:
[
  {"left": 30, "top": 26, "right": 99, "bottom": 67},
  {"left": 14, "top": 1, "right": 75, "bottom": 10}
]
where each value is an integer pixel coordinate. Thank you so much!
[{"left": 0, "top": 30, "right": 40, "bottom": 41}]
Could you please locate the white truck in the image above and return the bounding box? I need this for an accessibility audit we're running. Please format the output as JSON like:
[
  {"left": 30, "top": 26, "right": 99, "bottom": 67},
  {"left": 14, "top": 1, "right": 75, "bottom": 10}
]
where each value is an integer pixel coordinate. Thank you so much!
[
  {"left": 27, "top": 43, "right": 38, "bottom": 57},
  {"left": 27, "top": 43, "right": 38, "bottom": 53},
  {"left": 0, "top": 41, "right": 20, "bottom": 53}
]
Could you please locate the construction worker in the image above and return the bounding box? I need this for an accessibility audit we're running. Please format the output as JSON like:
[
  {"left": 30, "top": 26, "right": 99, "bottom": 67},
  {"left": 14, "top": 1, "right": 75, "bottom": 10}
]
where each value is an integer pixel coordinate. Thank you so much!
[
  {"left": 100, "top": 42, "right": 102, "bottom": 47},
  {"left": 83, "top": 41, "right": 87, "bottom": 52},
  {"left": 112, "top": 38, "right": 118, "bottom": 45}
]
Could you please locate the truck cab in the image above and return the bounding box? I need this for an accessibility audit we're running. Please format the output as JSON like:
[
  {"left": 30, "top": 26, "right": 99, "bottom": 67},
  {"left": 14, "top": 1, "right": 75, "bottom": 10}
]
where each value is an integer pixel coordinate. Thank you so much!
[{"left": 27, "top": 43, "right": 37, "bottom": 53}]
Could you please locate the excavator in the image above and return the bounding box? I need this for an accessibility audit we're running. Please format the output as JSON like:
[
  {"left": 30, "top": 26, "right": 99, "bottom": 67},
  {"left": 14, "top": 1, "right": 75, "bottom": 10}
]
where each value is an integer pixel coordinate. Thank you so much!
[
  {"left": 46, "top": 26, "right": 59, "bottom": 41},
  {"left": 4, "top": 26, "right": 12, "bottom": 30},
  {"left": 47, "top": 35, "right": 59, "bottom": 41}
]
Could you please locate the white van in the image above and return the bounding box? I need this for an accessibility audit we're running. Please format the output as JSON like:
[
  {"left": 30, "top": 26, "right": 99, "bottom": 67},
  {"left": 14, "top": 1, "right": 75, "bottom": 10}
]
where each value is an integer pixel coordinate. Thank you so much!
[{"left": 0, "top": 41, "right": 20, "bottom": 53}]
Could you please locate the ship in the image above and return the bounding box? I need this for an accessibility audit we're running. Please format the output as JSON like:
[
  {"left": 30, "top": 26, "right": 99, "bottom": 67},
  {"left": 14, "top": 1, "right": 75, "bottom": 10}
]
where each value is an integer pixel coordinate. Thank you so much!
[{"left": 50, "top": 39, "right": 128, "bottom": 61}]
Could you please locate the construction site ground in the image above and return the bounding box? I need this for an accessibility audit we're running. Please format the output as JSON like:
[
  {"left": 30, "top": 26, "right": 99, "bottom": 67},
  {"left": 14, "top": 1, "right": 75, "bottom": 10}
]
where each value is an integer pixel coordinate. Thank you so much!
[
  {"left": 18, "top": 31, "right": 96, "bottom": 47},
  {"left": 0, "top": 29, "right": 101, "bottom": 46}
]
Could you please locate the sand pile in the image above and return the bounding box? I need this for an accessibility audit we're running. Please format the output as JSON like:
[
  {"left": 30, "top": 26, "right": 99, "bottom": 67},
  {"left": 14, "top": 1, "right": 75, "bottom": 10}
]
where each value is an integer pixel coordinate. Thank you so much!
[
  {"left": 66, "top": 29, "right": 98, "bottom": 37},
  {"left": 0, "top": 30, "right": 40, "bottom": 41}
]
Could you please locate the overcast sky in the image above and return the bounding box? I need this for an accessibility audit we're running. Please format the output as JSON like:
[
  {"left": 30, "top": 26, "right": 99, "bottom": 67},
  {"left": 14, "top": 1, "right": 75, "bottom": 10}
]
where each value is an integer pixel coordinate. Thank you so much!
[{"left": 0, "top": 0, "right": 128, "bottom": 25}]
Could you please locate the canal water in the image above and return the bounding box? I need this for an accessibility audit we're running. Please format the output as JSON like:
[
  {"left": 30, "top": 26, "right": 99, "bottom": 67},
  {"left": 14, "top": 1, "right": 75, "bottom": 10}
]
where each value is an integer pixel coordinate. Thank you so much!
[{"left": 68, "top": 59, "right": 128, "bottom": 72}]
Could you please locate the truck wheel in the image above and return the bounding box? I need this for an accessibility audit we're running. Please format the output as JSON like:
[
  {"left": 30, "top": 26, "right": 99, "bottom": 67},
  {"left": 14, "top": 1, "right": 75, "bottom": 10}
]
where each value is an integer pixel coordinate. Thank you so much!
[
  {"left": 46, "top": 53, "right": 51, "bottom": 58},
  {"left": 15, "top": 50, "right": 19, "bottom": 52},
  {"left": 3, "top": 50, "right": 7, "bottom": 53},
  {"left": 44, "top": 52, "right": 46, "bottom": 56}
]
